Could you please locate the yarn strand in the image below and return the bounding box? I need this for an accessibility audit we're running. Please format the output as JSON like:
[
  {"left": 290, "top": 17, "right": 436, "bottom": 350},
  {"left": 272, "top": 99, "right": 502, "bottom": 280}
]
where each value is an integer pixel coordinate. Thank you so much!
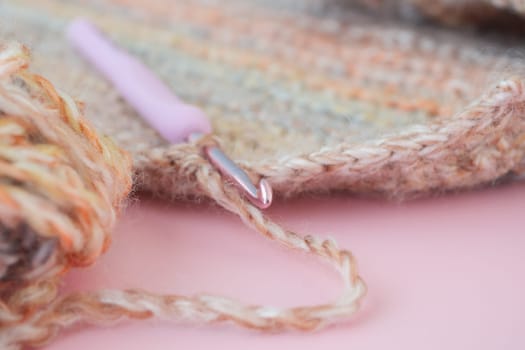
[
  {"left": 2, "top": 162, "right": 366, "bottom": 348},
  {"left": 0, "top": 42, "right": 365, "bottom": 349}
]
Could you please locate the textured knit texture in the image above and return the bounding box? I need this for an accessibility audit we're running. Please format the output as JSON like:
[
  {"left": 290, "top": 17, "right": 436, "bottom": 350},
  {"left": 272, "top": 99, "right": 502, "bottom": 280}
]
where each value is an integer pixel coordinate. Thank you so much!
[
  {"left": 1, "top": 0, "right": 524, "bottom": 200},
  {"left": 0, "top": 42, "right": 133, "bottom": 348},
  {"left": 1, "top": 1, "right": 525, "bottom": 348},
  {"left": 0, "top": 43, "right": 365, "bottom": 350}
]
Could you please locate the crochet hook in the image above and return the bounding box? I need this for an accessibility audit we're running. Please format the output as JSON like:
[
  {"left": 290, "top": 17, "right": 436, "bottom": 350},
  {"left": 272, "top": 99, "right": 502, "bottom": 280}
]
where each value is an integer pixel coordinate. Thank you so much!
[{"left": 67, "top": 18, "right": 272, "bottom": 209}]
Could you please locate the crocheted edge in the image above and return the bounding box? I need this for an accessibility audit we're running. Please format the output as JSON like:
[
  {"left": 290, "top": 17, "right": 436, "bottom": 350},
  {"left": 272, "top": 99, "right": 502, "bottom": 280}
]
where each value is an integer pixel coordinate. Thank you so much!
[{"left": 136, "top": 75, "right": 525, "bottom": 200}]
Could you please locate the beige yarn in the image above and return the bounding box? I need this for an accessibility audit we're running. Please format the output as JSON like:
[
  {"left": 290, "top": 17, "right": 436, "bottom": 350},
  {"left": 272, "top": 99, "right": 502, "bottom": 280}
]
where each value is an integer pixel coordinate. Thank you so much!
[
  {"left": 141, "top": 77, "right": 525, "bottom": 200},
  {"left": 2, "top": 0, "right": 525, "bottom": 348},
  {"left": 0, "top": 43, "right": 366, "bottom": 349},
  {"left": 0, "top": 42, "right": 132, "bottom": 347},
  {"left": 2, "top": 0, "right": 524, "bottom": 200}
]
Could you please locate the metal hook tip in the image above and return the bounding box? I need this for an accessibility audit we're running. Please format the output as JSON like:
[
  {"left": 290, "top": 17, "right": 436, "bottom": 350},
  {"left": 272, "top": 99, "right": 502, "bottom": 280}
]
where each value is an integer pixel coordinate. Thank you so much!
[
  {"left": 202, "top": 142, "right": 274, "bottom": 210},
  {"left": 255, "top": 178, "right": 273, "bottom": 209}
]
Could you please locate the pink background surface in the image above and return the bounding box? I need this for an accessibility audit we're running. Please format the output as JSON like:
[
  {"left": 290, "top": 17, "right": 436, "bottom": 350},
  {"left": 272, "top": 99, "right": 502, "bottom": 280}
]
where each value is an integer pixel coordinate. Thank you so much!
[{"left": 46, "top": 183, "right": 525, "bottom": 349}]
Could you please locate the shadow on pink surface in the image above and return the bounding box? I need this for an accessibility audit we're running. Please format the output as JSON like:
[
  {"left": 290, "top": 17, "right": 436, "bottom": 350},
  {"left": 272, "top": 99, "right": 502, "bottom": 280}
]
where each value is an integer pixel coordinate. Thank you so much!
[{"left": 50, "top": 182, "right": 525, "bottom": 350}]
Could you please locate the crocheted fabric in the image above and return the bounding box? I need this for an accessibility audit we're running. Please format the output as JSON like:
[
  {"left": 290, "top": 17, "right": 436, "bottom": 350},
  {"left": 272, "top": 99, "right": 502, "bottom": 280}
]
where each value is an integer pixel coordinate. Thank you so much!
[
  {"left": 0, "top": 44, "right": 367, "bottom": 349},
  {"left": 1, "top": 1, "right": 525, "bottom": 348},
  {"left": 1, "top": 0, "right": 525, "bottom": 201}
]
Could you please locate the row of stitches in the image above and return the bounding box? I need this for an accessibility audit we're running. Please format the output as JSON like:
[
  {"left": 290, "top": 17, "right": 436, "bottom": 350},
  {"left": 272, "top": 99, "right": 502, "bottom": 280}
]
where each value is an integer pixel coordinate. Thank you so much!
[
  {"left": 103, "top": 0, "right": 498, "bottom": 115},
  {"left": 8, "top": 0, "right": 505, "bottom": 118},
  {"left": 5, "top": 0, "right": 408, "bottom": 136}
]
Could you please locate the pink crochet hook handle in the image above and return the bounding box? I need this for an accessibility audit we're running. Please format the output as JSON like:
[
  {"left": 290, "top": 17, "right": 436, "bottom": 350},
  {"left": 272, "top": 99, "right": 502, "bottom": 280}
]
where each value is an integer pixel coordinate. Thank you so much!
[
  {"left": 67, "top": 18, "right": 211, "bottom": 143},
  {"left": 67, "top": 19, "right": 272, "bottom": 209}
]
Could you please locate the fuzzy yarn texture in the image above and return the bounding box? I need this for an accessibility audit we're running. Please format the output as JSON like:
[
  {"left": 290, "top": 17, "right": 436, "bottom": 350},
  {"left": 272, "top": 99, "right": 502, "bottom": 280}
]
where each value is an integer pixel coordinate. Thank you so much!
[
  {"left": 0, "top": 42, "right": 133, "bottom": 348},
  {"left": 1, "top": 0, "right": 525, "bottom": 200},
  {"left": 0, "top": 44, "right": 366, "bottom": 350},
  {"left": 1, "top": 0, "right": 525, "bottom": 348}
]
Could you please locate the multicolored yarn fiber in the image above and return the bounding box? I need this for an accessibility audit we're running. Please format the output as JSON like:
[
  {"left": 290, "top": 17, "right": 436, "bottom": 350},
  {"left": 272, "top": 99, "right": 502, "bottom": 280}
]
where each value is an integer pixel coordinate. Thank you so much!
[
  {"left": 1, "top": 0, "right": 525, "bottom": 348},
  {"left": 0, "top": 43, "right": 366, "bottom": 350},
  {"left": 1, "top": 0, "right": 525, "bottom": 200},
  {"left": 0, "top": 42, "right": 133, "bottom": 348}
]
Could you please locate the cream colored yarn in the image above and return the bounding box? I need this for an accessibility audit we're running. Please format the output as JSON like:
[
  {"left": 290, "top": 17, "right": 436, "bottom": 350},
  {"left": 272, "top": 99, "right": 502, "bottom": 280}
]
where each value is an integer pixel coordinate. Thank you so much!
[{"left": 0, "top": 44, "right": 366, "bottom": 349}]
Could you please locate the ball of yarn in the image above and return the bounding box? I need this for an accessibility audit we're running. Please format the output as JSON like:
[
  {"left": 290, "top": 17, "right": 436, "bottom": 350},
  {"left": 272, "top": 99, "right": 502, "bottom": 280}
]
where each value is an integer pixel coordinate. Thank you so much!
[{"left": 0, "top": 42, "right": 132, "bottom": 345}]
